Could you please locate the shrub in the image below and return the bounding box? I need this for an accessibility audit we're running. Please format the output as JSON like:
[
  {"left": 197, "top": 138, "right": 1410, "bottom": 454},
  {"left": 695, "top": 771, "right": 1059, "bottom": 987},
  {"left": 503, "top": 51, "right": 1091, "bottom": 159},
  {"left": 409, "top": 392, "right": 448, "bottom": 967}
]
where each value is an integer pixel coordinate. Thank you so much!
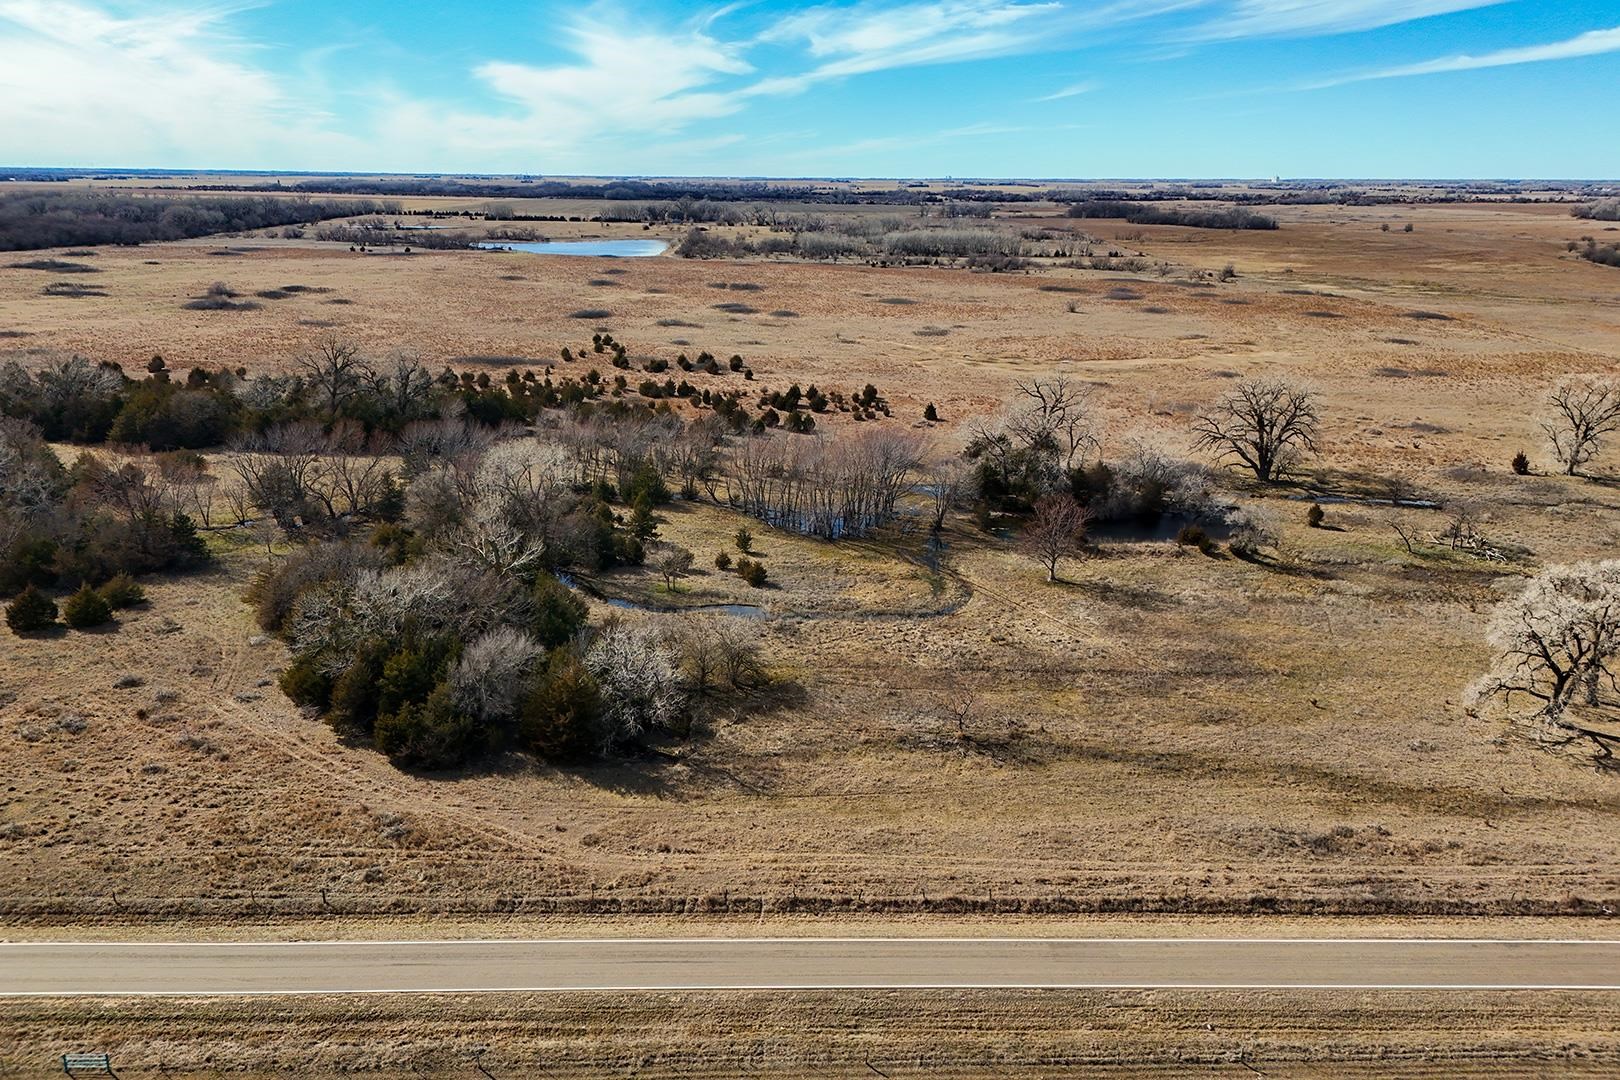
[
  {"left": 374, "top": 682, "right": 478, "bottom": 770},
  {"left": 1511, "top": 450, "right": 1531, "bottom": 475},
  {"left": 62, "top": 584, "right": 112, "bottom": 628},
  {"left": 530, "top": 573, "right": 589, "bottom": 649},
  {"left": 0, "top": 537, "right": 59, "bottom": 597},
  {"left": 735, "top": 526, "right": 753, "bottom": 553},
  {"left": 924, "top": 402, "right": 939, "bottom": 422},
  {"left": 279, "top": 654, "right": 333, "bottom": 709},
  {"left": 519, "top": 646, "right": 604, "bottom": 762},
  {"left": 714, "top": 551, "right": 733, "bottom": 571},
  {"left": 736, "top": 557, "right": 768, "bottom": 587},
  {"left": 1175, "top": 524, "right": 1213, "bottom": 554},
  {"left": 1306, "top": 503, "right": 1325, "bottom": 528},
  {"left": 97, "top": 572, "right": 146, "bottom": 609},
  {"left": 5, "top": 585, "right": 57, "bottom": 633}
]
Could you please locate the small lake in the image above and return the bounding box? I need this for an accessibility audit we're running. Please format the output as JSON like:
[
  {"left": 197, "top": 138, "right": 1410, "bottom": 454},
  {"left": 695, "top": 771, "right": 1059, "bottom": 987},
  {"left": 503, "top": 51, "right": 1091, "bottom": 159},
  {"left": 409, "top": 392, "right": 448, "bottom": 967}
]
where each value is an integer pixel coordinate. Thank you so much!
[{"left": 476, "top": 239, "right": 668, "bottom": 258}]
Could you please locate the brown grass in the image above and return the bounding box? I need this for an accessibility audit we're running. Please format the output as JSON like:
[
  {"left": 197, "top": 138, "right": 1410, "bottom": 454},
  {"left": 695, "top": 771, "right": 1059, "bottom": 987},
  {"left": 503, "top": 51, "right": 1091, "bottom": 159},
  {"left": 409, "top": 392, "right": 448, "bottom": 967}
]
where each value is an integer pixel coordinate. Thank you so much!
[
  {"left": 2, "top": 198, "right": 1619, "bottom": 928},
  {"left": 4, "top": 988, "right": 1618, "bottom": 1078}
]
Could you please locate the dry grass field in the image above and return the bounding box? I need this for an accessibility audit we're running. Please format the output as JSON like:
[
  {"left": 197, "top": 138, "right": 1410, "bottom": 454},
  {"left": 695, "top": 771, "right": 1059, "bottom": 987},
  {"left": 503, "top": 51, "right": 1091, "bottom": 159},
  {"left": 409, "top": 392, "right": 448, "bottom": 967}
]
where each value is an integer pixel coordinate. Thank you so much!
[
  {"left": 3, "top": 185, "right": 1620, "bottom": 1071},
  {"left": 6, "top": 986, "right": 1620, "bottom": 1078}
]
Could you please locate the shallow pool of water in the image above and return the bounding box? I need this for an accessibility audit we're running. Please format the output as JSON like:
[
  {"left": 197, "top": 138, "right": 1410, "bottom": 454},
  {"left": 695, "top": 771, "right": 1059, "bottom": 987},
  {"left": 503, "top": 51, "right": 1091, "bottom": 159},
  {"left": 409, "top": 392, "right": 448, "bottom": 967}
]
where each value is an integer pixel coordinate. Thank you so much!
[
  {"left": 601, "top": 597, "right": 768, "bottom": 619},
  {"left": 476, "top": 239, "right": 668, "bottom": 258}
]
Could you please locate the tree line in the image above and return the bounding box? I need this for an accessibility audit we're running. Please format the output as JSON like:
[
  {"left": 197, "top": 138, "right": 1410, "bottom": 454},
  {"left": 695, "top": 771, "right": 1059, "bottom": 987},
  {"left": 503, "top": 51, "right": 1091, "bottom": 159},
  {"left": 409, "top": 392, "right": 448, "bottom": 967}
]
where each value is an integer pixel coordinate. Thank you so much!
[{"left": 0, "top": 192, "right": 400, "bottom": 251}]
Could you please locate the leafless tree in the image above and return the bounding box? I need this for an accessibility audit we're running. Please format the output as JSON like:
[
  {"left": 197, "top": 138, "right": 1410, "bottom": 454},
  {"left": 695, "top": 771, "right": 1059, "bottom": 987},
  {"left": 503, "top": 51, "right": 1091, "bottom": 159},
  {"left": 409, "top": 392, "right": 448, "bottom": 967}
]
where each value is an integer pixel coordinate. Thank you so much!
[
  {"left": 226, "top": 423, "right": 326, "bottom": 528},
  {"left": 922, "top": 456, "right": 969, "bottom": 531},
  {"left": 317, "top": 422, "right": 395, "bottom": 519},
  {"left": 1542, "top": 378, "right": 1620, "bottom": 476},
  {"left": 449, "top": 626, "right": 545, "bottom": 726},
  {"left": 1011, "top": 375, "right": 1100, "bottom": 471},
  {"left": 367, "top": 351, "right": 439, "bottom": 427},
  {"left": 653, "top": 544, "right": 695, "bottom": 592},
  {"left": 1470, "top": 560, "right": 1620, "bottom": 766},
  {"left": 155, "top": 451, "right": 217, "bottom": 528},
  {"left": 1020, "top": 493, "right": 1091, "bottom": 582},
  {"left": 585, "top": 620, "right": 688, "bottom": 753},
  {"left": 1387, "top": 515, "right": 1422, "bottom": 555},
  {"left": 296, "top": 336, "right": 373, "bottom": 422},
  {"left": 1193, "top": 377, "right": 1319, "bottom": 482}
]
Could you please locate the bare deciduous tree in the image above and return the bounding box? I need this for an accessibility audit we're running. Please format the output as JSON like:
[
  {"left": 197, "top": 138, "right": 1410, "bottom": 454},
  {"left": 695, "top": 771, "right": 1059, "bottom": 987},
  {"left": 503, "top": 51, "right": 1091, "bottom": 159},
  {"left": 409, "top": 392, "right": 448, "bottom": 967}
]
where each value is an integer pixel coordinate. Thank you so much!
[
  {"left": 585, "top": 620, "right": 688, "bottom": 753},
  {"left": 1193, "top": 377, "right": 1319, "bottom": 482},
  {"left": 449, "top": 626, "right": 544, "bottom": 726},
  {"left": 1470, "top": 560, "right": 1620, "bottom": 766},
  {"left": 1542, "top": 378, "right": 1620, "bottom": 476},
  {"left": 296, "top": 336, "right": 373, "bottom": 422},
  {"left": 923, "top": 456, "right": 969, "bottom": 531},
  {"left": 1011, "top": 375, "right": 1100, "bottom": 471},
  {"left": 1020, "top": 493, "right": 1091, "bottom": 582},
  {"left": 652, "top": 544, "right": 695, "bottom": 592}
]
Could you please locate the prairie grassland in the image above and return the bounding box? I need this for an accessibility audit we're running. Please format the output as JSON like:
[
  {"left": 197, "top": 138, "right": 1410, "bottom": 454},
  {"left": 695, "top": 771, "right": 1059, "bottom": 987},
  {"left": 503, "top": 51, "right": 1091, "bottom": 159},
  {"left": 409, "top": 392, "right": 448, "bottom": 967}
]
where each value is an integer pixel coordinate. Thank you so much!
[
  {"left": 2, "top": 197, "right": 1620, "bottom": 926},
  {"left": 5, "top": 988, "right": 1619, "bottom": 1078}
]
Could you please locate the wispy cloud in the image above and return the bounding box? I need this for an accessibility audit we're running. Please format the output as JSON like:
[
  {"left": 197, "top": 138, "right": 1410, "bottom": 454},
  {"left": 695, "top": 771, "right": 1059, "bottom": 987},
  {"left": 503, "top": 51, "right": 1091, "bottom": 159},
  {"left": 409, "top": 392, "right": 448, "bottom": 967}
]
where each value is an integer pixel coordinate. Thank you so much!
[
  {"left": 1188, "top": 0, "right": 1505, "bottom": 40},
  {"left": 1034, "top": 79, "right": 1099, "bottom": 101},
  {"left": 748, "top": 0, "right": 1064, "bottom": 96},
  {"left": 1305, "top": 23, "right": 1620, "bottom": 87},
  {"left": 0, "top": 0, "right": 355, "bottom": 166}
]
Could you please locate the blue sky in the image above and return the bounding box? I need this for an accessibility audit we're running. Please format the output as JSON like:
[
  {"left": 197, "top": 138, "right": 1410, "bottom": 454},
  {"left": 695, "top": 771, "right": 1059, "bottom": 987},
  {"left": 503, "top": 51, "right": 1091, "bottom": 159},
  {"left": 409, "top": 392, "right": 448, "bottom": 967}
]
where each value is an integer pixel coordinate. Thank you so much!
[{"left": 1, "top": 0, "right": 1617, "bottom": 177}]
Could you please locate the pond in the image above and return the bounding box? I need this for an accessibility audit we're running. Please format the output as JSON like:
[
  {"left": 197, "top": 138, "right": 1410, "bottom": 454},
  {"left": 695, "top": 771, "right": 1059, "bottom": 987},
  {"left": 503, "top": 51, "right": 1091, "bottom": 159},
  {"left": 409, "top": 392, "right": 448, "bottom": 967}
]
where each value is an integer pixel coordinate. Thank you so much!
[
  {"left": 475, "top": 239, "right": 669, "bottom": 258},
  {"left": 602, "top": 597, "right": 768, "bottom": 619}
]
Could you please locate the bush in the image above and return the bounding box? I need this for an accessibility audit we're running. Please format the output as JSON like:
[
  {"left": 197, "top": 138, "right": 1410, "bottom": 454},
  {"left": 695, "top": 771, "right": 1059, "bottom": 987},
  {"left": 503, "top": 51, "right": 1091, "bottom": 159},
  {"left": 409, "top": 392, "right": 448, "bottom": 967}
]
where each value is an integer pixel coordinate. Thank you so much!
[
  {"left": 714, "top": 551, "right": 733, "bottom": 571},
  {"left": 1306, "top": 503, "right": 1325, "bottom": 528},
  {"left": 97, "top": 572, "right": 146, "bottom": 609},
  {"left": 736, "top": 557, "right": 768, "bottom": 587},
  {"left": 530, "top": 573, "right": 589, "bottom": 649},
  {"left": 1175, "top": 524, "right": 1214, "bottom": 554},
  {"left": 735, "top": 526, "right": 753, "bottom": 553},
  {"left": 1512, "top": 450, "right": 1531, "bottom": 475},
  {"left": 0, "top": 537, "right": 59, "bottom": 597},
  {"left": 62, "top": 584, "right": 112, "bottom": 628},
  {"left": 519, "top": 647, "right": 604, "bottom": 762},
  {"left": 374, "top": 682, "right": 478, "bottom": 770},
  {"left": 279, "top": 654, "right": 333, "bottom": 709},
  {"left": 5, "top": 584, "right": 58, "bottom": 633},
  {"left": 924, "top": 403, "right": 939, "bottom": 422}
]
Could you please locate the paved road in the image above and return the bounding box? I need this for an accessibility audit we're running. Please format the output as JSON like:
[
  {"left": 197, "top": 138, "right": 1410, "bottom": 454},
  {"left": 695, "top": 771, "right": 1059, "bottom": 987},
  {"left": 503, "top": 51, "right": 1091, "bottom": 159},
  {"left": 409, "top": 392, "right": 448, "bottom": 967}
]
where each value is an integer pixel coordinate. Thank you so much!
[{"left": 3, "top": 938, "right": 1618, "bottom": 996}]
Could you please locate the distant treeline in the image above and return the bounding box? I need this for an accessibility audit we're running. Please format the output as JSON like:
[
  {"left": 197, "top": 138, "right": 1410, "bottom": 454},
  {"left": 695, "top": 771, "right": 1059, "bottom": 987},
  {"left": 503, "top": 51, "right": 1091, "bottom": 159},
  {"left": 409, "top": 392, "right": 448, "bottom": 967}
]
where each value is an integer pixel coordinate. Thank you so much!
[
  {"left": 190, "top": 177, "right": 1027, "bottom": 206},
  {"left": 1574, "top": 200, "right": 1620, "bottom": 221},
  {"left": 0, "top": 191, "right": 399, "bottom": 251},
  {"left": 1065, "top": 200, "right": 1278, "bottom": 230}
]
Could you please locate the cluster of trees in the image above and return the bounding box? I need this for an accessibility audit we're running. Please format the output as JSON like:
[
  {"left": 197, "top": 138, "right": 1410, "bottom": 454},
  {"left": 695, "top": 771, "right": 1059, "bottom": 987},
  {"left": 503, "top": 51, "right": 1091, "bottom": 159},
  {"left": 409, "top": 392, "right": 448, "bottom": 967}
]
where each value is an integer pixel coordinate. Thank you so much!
[
  {"left": 0, "top": 338, "right": 776, "bottom": 452},
  {"left": 0, "top": 192, "right": 395, "bottom": 251},
  {"left": 0, "top": 418, "right": 209, "bottom": 619},
  {"left": 254, "top": 434, "right": 765, "bottom": 770},
  {"left": 1577, "top": 239, "right": 1620, "bottom": 269},
  {"left": 1065, "top": 201, "right": 1278, "bottom": 230},
  {"left": 719, "top": 428, "right": 923, "bottom": 540},
  {"left": 966, "top": 375, "right": 1314, "bottom": 580},
  {"left": 1572, "top": 200, "right": 1620, "bottom": 221},
  {"left": 313, "top": 222, "right": 476, "bottom": 250},
  {"left": 677, "top": 225, "right": 1029, "bottom": 267}
]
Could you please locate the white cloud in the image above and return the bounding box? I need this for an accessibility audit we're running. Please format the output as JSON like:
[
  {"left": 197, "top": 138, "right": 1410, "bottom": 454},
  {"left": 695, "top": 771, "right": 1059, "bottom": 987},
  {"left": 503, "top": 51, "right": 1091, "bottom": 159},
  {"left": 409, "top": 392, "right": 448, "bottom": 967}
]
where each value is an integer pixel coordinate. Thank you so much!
[
  {"left": 1190, "top": 0, "right": 1505, "bottom": 40},
  {"left": 1035, "top": 79, "right": 1099, "bottom": 101},
  {"left": 1306, "top": 23, "right": 1620, "bottom": 87},
  {"left": 0, "top": 0, "right": 355, "bottom": 167}
]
